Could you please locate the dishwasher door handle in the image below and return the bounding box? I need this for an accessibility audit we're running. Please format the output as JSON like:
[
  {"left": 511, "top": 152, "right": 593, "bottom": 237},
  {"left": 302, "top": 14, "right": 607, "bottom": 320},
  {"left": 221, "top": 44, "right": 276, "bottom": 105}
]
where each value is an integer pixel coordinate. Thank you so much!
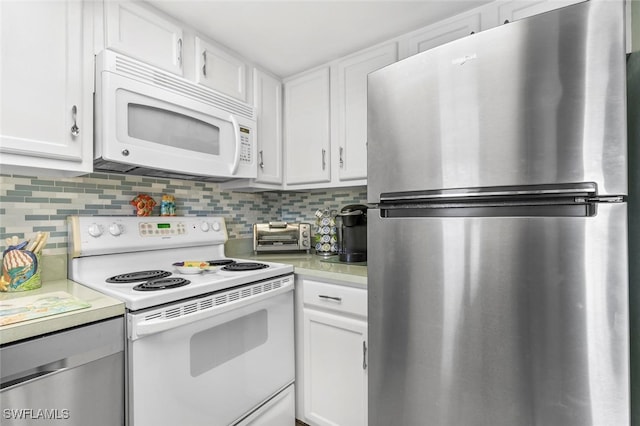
[{"left": 1, "top": 367, "right": 65, "bottom": 390}]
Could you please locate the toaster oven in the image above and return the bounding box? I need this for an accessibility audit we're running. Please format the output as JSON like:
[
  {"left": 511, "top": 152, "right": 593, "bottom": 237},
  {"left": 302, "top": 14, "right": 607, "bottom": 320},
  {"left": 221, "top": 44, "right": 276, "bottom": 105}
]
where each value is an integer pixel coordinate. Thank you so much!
[{"left": 253, "top": 222, "right": 311, "bottom": 253}]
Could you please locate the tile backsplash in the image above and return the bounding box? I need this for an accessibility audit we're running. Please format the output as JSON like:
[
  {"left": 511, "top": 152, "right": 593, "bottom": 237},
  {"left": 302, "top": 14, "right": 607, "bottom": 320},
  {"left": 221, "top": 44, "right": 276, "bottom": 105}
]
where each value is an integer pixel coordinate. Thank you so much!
[{"left": 1, "top": 173, "right": 367, "bottom": 255}]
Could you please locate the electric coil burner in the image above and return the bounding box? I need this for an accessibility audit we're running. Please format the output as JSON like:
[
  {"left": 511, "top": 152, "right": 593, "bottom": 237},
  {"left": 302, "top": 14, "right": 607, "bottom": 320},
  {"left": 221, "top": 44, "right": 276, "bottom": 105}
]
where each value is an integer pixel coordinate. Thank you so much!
[
  {"left": 222, "top": 262, "right": 269, "bottom": 271},
  {"left": 106, "top": 270, "right": 171, "bottom": 283},
  {"left": 207, "top": 259, "right": 236, "bottom": 266},
  {"left": 133, "top": 277, "right": 190, "bottom": 291}
]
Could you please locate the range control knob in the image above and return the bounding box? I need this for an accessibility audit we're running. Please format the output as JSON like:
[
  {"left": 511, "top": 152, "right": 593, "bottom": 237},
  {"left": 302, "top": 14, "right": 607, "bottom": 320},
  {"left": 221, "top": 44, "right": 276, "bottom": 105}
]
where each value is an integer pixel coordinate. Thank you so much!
[
  {"left": 302, "top": 240, "right": 309, "bottom": 247},
  {"left": 211, "top": 222, "right": 221, "bottom": 232},
  {"left": 200, "top": 222, "right": 210, "bottom": 232},
  {"left": 109, "top": 223, "right": 123, "bottom": 236},
  {"left": 88, "top": 224, "right": 103, "bottom": 238},
  {"left": 302, "top": 231, "right": 309, "bottom": 237}
]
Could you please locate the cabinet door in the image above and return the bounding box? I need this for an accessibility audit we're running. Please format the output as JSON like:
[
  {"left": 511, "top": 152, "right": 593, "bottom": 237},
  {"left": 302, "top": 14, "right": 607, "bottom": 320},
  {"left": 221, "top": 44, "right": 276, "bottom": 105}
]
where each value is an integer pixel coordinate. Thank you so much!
[
  {"left": 196, "top": 37, "right": 248, "bottom": 102},
  {"left": 254, "top": 69, "right": 283, "bottom": 184},
  {"left": 0, "top": 0, "right": 92, "bottom": 174},
  {"left": 284, "top": 68, "right": 331, "bottom": 185},
  {"left": 335, "top": 43, "right": 397, "bottom": 182},
  {"left": 497, "top": 0, "right": 586, "bottom": 24},
  {"left": 105, "top": 1, "right": 183, "bottom": 75},
  {"left": 405, "top": 13, "right": 481, "bottom": 57},
  {"left": 303, "top": 309, "right": 367, "bottom": 426}
]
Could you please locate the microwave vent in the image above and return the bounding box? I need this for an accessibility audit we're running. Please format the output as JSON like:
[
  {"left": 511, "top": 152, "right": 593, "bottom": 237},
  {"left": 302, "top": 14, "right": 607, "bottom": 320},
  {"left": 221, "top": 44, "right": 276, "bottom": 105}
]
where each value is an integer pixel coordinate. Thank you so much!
[
  {"left": 114, "top": 55, "right": 254, "bottom": 120},
  {"left": 93, "top": 158, "right": 230, "bottom": 182}
]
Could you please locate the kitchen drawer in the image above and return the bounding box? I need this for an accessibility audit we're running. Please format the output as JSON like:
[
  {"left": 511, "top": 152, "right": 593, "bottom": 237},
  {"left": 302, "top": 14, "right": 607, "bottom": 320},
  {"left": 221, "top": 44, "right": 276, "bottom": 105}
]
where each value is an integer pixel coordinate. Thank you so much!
[{"left": 302, "top": 279, "right": 366, "bottom": 318}]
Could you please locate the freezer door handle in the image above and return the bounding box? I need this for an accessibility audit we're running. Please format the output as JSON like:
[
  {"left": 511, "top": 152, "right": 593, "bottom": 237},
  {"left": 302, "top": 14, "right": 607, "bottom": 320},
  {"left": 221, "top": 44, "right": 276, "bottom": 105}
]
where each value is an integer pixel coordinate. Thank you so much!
[
  {"left": 574, "top": 195, "right": 624, "bottom": 203},
  {"left": 380, "top": 182, "right": 598, "bottom": 203}
]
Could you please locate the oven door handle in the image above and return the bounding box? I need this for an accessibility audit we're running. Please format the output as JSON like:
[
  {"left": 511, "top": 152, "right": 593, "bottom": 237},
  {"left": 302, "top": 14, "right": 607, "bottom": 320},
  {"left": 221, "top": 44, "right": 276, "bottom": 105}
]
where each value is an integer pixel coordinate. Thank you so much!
[{"left": 129, "top": 282, "right": 293, "bottom": 340}]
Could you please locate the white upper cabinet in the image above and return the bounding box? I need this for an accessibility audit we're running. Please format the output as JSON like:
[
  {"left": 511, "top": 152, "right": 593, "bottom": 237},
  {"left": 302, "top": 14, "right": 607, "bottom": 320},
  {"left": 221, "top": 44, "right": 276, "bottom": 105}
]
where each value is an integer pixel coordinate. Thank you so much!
[
  {"left": 105, "top": 1, "right": 184, "bottom": 75},
  {"left": 254, "top": 69, "right": 283, "bottom": 185},
  {"left": 219, "top": 67, "right": 282, "bottom": 192},
  {"left": 284, "top": 67, "right": 331, "bottom": 186},
  {"left": 0, "top": 0, "right": 94, "bottom": 176},
  {"left": 195, "top": 37, "right": 248, "bottom": 102},
  {"left": 496, "top": 0, "right": 586, "bottom": 24},
  {"left": 403, "top": 12, "right": 481, "bottom": 57},
  {"left": 335, "top": 43, "right": 398, "bottom": 182}
]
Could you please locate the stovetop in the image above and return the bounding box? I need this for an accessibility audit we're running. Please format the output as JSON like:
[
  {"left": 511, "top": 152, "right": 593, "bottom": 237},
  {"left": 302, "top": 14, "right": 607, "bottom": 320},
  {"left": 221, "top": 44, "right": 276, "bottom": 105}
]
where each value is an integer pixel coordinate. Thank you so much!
[{"left": 67, "top": 216, "right": 293, "bottom": 311}]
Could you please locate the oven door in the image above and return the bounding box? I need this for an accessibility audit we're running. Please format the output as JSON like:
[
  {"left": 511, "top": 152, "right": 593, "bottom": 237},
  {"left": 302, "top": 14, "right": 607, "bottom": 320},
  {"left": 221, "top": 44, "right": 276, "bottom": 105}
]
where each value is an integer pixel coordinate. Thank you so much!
[
  {"left": 96, "top": 69, "right": 256, "bottom": 179},
  {"left": 126, "top": 283, "right": 294, "bottom": 426}
]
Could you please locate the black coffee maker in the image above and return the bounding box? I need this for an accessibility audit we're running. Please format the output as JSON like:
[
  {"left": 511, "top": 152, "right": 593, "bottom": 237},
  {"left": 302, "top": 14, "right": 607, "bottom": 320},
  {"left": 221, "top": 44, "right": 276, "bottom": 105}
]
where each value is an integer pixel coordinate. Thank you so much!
[{"left": 338, "top": 204, "right": 368, "bottom": 262}]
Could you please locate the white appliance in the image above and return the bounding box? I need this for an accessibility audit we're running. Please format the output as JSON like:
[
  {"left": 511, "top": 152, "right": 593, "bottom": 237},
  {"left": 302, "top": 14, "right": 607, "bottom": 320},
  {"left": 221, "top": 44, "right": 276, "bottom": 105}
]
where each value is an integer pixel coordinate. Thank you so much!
[
  {"left": 94, "top": 50, "right": 257, "bottom": 182},
  {"left": 68, "top": 216, "right": 294, "bottom": 426}
]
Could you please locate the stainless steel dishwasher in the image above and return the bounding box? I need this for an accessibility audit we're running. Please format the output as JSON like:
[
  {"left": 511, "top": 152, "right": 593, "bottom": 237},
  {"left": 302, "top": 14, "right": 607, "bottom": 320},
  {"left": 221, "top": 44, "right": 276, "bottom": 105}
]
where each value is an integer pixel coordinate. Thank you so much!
[{"left": 1, "top": 317, "right": 124, "bottom": 425}]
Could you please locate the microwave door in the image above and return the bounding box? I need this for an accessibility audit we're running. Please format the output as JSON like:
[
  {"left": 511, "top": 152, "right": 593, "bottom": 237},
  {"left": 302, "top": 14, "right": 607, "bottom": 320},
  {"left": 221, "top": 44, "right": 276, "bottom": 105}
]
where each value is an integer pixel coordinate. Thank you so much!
[{"left": 98, "top": 72, "right": 256, "bottom": 179}]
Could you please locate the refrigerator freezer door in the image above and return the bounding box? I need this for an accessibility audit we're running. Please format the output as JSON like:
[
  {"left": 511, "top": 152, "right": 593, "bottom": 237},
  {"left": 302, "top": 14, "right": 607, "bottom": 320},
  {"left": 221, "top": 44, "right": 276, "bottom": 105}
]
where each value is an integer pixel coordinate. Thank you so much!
[
  {"left": 368, "top": 203, "right": 629, "bottom": 426},
  {"left": 367, "top": 0, "right": 626, "bottom": 203}
]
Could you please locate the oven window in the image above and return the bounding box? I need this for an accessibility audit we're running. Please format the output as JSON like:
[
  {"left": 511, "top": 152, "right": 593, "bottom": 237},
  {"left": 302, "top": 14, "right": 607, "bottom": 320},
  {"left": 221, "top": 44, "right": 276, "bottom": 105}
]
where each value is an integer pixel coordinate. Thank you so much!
[
  {"left": 190, "top": 309, "right": 268, "bottom": 377},
  {"left": 128, "top": 103, "right": 220, "bottom": 155}
]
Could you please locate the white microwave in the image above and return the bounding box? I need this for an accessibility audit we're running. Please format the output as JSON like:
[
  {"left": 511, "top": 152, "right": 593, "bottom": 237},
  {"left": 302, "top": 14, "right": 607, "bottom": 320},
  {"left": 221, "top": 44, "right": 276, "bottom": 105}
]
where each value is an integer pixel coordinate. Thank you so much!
[{"left": 94, "top": 50, "right": 257, "bottom": 181}]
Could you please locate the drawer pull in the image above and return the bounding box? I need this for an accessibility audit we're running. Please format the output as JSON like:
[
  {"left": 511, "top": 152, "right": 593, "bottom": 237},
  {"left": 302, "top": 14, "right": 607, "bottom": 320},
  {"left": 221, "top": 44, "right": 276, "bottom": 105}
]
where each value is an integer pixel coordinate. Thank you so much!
[
  {"left": 363, "top": 341, "right": 368, "bottom": 370},
  {"left": 318, "top": 295, "right": 342, "bottom": 302}
]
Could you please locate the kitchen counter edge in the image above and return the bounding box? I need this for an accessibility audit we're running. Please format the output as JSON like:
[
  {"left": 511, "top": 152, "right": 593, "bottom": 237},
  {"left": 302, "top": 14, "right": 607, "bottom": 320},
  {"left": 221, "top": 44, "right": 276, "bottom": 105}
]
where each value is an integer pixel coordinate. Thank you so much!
[{"left": 0, "top": 279, "right": 125, "bottom": 345}]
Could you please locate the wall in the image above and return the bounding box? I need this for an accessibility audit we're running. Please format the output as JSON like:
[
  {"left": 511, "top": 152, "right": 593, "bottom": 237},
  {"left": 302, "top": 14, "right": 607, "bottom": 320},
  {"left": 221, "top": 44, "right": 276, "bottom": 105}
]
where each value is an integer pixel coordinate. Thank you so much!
[
  {"left": 634, "top": 0, "right": 639, "bottom": 52},
  {"left": 0, "top": 173, "right": 367, "bottom": 256}
]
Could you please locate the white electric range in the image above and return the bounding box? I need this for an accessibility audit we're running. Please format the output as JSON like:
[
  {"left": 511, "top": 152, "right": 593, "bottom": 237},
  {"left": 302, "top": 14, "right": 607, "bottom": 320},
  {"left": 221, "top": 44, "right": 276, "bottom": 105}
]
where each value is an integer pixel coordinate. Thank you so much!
[{"left": 67, "top": 215, "right": 295, "bottom": 426}]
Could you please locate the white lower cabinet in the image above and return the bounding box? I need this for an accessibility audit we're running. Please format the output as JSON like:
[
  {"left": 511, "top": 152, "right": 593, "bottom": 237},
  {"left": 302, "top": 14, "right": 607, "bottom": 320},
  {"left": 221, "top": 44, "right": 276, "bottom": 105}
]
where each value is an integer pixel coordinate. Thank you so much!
[{"left": 295, "top": 277, "right": 367, "bottom": 426}]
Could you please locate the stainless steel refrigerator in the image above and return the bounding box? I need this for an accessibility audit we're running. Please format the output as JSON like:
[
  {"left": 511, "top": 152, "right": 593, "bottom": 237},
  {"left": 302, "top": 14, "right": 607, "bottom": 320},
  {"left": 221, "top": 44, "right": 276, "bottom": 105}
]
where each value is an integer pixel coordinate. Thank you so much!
[{"left": 367, "top": 1, "right": 629, "bottom": 425}]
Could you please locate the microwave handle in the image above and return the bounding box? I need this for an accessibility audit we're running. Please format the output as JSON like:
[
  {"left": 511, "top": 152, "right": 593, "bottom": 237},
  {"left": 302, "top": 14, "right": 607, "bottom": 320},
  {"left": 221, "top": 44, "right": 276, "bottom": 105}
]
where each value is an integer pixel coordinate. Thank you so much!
[{"left": 230, "top": 115, "right": 241, "bottom": 175}]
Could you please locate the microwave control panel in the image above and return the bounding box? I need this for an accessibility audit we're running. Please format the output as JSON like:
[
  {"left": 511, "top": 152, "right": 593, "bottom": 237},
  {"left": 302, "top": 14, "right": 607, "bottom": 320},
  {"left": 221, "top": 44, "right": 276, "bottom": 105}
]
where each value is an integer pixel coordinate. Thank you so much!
[{"left": 239, "top": 127, "right": 252, "bottom": 164}]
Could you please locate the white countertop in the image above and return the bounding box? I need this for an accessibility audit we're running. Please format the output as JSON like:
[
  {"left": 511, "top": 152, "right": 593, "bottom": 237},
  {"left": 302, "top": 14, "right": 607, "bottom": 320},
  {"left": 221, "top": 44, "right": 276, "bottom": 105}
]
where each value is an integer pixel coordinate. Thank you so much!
[
  {"left": 0, "top": 279, "right": 125, "bottom": 345},
  {"left": 243, "top": 252, "right": 367, "bottom": 288}
]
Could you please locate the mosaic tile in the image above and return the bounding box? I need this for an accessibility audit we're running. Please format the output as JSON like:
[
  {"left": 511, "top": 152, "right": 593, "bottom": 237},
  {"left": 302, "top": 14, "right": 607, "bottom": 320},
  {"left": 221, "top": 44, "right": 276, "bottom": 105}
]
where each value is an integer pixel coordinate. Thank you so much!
[{"left": 0, "top": 173, "right": 366, "bottom": 255}]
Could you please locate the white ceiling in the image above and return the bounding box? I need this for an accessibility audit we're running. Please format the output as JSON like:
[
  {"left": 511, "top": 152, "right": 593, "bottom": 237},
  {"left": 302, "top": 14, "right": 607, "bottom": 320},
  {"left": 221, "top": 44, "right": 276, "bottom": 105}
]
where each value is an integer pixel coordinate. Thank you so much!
[{"left": 146, "top": 0, "right": 493, "bottom": 78}]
